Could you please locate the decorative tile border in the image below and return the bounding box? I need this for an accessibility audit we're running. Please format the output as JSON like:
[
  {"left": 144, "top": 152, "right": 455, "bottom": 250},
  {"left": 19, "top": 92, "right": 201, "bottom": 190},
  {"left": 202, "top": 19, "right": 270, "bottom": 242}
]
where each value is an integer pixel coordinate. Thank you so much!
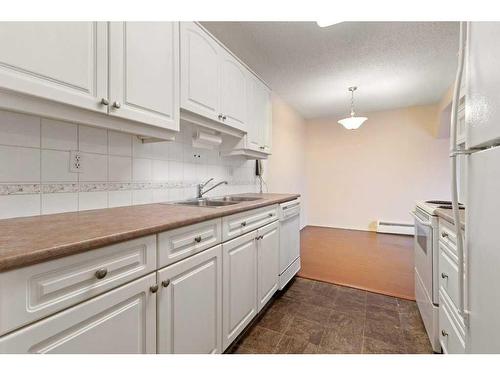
[{"left": 0, "top": 180, "right": 257, "bottom": 196}]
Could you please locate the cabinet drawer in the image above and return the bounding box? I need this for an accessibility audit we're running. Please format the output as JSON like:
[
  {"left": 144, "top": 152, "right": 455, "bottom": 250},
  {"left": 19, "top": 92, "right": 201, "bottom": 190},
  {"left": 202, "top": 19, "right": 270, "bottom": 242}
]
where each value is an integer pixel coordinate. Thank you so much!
[
  {"left": 222, "top": 205, "right": 278, "bottom": 241},
  {"left": 438, "top": 218, "right": 462, "bottom": 257},
  {"left": 158, "top": 218, "right": 221, "bottom": 268},
  {"left": 0, "top": 274, "right": 157, "bottom": 354},
  {"left": 439, "top": 291, "right": 465, "bottom": 354},
  {"left": 279, "top": 198, "right": 300, "bottom": 220},
  {"left": 0, "top": 235, "right": 156, "bottom": 336},
  {"left": 439, "top": 243, "right": 460, "bottom": 310}
]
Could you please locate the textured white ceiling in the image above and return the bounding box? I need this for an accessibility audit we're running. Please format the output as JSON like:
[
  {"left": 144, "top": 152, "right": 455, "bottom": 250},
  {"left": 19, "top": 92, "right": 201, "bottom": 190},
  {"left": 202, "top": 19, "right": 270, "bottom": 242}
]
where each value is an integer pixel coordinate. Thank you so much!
[{"left": 201, "top": 22, "right": 459, "bottom": 120}]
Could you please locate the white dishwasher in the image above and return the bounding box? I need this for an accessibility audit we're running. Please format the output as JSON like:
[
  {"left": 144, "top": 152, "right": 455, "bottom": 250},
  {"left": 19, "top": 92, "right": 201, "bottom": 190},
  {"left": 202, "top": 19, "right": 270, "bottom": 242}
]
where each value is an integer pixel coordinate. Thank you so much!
[{"left": 278, "top": 198, "right": 301, "bottom": 290}]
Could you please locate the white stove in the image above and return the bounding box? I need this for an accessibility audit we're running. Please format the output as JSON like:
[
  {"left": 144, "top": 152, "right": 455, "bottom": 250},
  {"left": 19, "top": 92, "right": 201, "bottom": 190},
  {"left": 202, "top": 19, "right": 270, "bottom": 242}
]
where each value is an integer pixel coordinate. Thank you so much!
[{"left": 411, "top": 200, "right": 464, "bottom": 353}]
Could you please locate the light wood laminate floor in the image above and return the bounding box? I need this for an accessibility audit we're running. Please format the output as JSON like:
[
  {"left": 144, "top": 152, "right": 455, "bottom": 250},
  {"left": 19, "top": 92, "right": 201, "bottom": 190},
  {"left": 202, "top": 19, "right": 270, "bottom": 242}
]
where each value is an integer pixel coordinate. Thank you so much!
[{"left": 298, "top": 226, "right": 415, "bottom": 300}]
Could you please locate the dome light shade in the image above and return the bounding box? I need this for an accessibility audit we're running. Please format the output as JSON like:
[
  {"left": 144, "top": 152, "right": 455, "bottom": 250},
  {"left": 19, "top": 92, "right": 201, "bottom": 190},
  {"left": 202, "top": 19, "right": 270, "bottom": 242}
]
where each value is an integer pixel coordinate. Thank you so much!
[
  {"left": 338, "top": 116, "right": 368, "bottom": 130},
  {"left": 338, "top": 86, "right": 367, "bottom": 130}
]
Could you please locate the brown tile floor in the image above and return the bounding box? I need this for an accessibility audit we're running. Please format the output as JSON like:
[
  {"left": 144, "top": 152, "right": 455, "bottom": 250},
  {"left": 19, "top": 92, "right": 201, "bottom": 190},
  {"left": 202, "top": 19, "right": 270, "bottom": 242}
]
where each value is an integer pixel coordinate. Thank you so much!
[{"left": 229, "top": 277, "right": 433, "bottom": 354}]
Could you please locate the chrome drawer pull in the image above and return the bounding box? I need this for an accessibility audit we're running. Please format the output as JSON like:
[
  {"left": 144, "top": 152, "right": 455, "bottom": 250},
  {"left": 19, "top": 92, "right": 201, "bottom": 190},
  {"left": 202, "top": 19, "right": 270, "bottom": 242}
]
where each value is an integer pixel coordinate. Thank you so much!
[
  {"left": 150, "top": 285, "right": 159, "bottom": 293},
  {"left": 441, "top": 330, "right": 449, "bottom": 337},
  {"left": 194, "top": 235, "right": 202, "bottom": 243},
  {"left": 268, "top": 213, "right": 273, "bottom": 217},
  {"left": 441, "top": 273, "right": 449, "bottom": 279},
  {"left": 441, "top": 232, "right": 449, "bottom": 238},
  {"left": 241, "top": 221, "right": 247, "bottom": 227},
  {"left": 95, "top": 268, "right": 108, "bottom": 280},
  {"left": 161, "top": 279, "right": 171, "bottom": 288}
]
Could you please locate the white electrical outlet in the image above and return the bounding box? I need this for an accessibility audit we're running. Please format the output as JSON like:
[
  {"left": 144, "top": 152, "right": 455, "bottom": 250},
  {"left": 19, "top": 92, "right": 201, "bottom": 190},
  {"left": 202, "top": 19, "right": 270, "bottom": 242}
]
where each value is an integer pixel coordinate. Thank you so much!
[{"left": 70, "top": 151, "right": 83, "bottom": 173}]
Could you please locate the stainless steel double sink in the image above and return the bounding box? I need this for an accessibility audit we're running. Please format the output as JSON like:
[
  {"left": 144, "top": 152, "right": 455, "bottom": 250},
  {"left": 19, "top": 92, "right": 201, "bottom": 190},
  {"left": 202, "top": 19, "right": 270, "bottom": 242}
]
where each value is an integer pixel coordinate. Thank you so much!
[{"left": 172, "top": 196, "right": 262, "bottom": 208}]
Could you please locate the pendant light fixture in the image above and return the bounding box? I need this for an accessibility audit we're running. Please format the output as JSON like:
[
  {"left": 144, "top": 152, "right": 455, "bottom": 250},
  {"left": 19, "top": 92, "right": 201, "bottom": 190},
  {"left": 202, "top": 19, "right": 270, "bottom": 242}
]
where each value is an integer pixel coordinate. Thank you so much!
[{"left": 338, "top": 86, "right": 367, "bottom": 130}]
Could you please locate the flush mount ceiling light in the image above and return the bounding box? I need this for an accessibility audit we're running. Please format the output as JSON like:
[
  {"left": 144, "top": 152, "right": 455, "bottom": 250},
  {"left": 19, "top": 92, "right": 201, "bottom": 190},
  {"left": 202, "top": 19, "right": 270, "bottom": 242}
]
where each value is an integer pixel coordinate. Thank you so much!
[
  {"left": 338, "top": 86, "right": 367, "bottom": 130},
  {"left": 316, "top": 21, "right": 342, "bottom": 28}
]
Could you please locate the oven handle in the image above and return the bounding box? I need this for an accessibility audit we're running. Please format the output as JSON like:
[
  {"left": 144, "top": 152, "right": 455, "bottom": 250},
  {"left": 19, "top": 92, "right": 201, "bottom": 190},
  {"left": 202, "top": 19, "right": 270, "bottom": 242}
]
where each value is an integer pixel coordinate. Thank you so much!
[{"left": 409, "top": 211, "right": 432, "bottom": 227}]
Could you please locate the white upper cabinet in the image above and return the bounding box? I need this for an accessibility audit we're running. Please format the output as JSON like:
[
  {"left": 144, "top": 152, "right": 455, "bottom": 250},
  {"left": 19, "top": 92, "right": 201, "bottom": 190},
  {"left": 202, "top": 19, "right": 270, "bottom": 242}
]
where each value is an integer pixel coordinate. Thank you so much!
[
  {"left": 180, "top": 22, "right": 221, "bottom": 122},
  {"left": 219, "top": 49, "right": 247, "bottom": 130},
  {"left": 0, "top": 22, "right": 108, "bottom": 113},
  {"left": 108, "top": 22, "right": 179, "bottom": 131},
  {"left": 180, "top": 22, "right": 248, "bottom": 133},
  {"left": 247, "top": 74, "right": 272, "bottom": 154}
]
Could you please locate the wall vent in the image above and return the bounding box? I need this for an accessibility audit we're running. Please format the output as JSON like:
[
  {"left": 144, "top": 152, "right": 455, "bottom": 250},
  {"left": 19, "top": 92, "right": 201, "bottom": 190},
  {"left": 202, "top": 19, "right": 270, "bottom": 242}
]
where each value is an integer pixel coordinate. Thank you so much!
[{"left": 376, "top": 221, "right": 414, "bottom": 235}]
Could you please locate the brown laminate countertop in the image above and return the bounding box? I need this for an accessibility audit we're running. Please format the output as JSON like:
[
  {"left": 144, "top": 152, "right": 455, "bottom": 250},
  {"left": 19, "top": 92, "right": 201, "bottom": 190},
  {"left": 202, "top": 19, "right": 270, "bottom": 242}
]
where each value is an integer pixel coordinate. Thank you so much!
[
  {"left": 0, "top": 193, "right": 299, "bottom": 272},
  {"left": 435, "top": 208, "right": 466, "bottom": 229}
]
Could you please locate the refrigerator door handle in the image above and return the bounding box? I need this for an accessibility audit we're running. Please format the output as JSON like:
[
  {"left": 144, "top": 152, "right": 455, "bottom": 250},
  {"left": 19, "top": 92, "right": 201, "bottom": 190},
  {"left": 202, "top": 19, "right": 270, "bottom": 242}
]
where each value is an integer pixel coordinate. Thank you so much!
[{"left": 450, "top": 21, "right": 469, "bottom": 326}]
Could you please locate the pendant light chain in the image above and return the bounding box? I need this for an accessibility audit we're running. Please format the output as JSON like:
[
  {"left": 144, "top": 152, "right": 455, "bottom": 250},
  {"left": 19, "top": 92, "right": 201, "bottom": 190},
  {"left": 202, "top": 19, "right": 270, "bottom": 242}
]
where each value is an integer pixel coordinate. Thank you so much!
[{"left": 350, "top": 89, "right": 355, "bottom": 117}]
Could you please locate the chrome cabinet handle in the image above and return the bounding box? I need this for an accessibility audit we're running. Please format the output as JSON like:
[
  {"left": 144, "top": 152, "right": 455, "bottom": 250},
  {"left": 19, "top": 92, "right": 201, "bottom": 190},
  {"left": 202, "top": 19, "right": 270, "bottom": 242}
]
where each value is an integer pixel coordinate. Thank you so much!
[
  {"left": 194, "top": 235, "right": 202, "bottom": 243},
  {"left": 218, "top": 114, "right": 223, "bottom": 120},
  {"left": 241, "top": 221, "right": 246, "bottom": 227},
  {"left": 441, "top": 330, "right": 448, "bottom": 337},
  {"left": 441, "top": 273, "right": 449, "bottom": 279},
  {"left": 112, "top": 101, "right": 121, "bottom": 109},
  {"left": 161, "top": 279, "right": 171, "bottom": 288},
  {"left": 95, "top": 268, "right": 108, "bottom": 279},
  {"left": 222, "top": 115, "right": 227, "bottom": 121},
  {"left": 150, "top": 285, "right": 159, "bottom": 293},
  {"left": 101, "top": 98, "right": 109, "bottom": 106},
  {"left": 259, "top": 146, "right": 265, "bottom": 150},
  {"left": 441, "top": 232, "right": 449, "bottom": 238},
  {"left": 268, "top": 213, "right": 273, "bottom": 217}
]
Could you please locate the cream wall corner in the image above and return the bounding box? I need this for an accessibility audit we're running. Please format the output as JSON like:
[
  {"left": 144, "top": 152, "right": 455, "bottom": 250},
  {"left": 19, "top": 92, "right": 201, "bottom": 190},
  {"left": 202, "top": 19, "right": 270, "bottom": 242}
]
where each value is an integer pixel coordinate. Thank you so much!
[
  {"left": 265, "top": 95, "right": 307, "bottom": 228},
  {"left": 305, "top": 104, "right": 450, "bottom": 231}
]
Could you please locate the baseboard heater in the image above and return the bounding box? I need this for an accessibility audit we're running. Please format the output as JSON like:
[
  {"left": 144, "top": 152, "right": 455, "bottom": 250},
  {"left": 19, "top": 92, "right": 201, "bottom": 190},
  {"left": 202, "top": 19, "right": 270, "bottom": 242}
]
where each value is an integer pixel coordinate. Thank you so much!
[{"left": 376, "top": 221, "right": 414, "bottom": 235}]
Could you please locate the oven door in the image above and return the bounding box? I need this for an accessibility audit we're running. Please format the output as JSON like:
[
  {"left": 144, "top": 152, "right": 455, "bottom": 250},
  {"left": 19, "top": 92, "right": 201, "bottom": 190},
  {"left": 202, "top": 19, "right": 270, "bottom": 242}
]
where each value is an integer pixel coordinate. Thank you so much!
[{"left": 411, "top": 209, "right": 435, "bottom": 303}]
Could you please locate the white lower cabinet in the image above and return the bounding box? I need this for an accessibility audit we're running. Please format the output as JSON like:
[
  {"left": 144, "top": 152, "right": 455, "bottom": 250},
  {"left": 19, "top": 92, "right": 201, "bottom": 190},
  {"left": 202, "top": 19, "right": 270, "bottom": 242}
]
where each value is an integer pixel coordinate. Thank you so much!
[
  {"left": 222, "top": 230, "right": 258, "bottom": 350},
  {"left": 0, "top": 273, "right": 157, "bottom": 354},
  {"left": 157, "top": 245, "right": 222, "bottom": 354},
  {"left": 257, "top": 221, "right": 280, "bottom": 311}
]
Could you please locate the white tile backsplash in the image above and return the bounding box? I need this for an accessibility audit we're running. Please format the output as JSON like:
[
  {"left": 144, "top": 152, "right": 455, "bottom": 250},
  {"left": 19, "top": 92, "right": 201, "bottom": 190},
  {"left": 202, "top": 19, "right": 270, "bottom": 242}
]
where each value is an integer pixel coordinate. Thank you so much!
[
  {"left": 108, "top": 156, "right": 132, "bottom": 182},
  {"left": 0, "top": 194, "right": 40, "bottom": 219},
  {"left": 79, "top": 153, "right": 108, "bottom": 182},
  {"left": 0, "top": 145, "right": 40, "bottom": 182},
  {"left": 108, "top": 190, "right": 133, "bottom": 208},
  {"left": 108, "top": 131, "right": 132, "bottom": 157},
  {"left": 41, "top": 119, "right": 77, "bottom": 151},
  {"left": 0, "top": 110, "right": 40, "bottom": 148},
  {"left": 41, "top": 149, "right": 76, "bottom": 182},
  {"left": 41, "top": 192, "right": 78, "bottom": 215},
  {"left": 0, "top": 110, "right": 257, "bottom": 220},
  {"left": 132, "top": 158, "right": 152, "bottom": 182},
  {"left": 79, "top": 191, "right": 108, "bottom": 211},
  {"left": 79, "top": 125, "right": 108, "bottom": 154}
]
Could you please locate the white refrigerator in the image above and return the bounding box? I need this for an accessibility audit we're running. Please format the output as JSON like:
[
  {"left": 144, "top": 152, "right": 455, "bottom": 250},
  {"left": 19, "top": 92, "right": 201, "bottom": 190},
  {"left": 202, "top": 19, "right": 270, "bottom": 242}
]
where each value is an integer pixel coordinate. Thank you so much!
[{"left": 458, "top": 22, "right": 500, "bottom": 353}]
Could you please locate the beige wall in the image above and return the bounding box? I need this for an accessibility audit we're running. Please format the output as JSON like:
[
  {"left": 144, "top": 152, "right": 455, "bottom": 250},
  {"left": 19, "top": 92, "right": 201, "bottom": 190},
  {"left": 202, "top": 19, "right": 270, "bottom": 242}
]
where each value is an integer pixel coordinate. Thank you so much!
[
  {"left": 305, "top": 104, "right": 450, "bottom": 231},
  {"left": 266, "top": 95, "right": 307, "bottom": 228}
]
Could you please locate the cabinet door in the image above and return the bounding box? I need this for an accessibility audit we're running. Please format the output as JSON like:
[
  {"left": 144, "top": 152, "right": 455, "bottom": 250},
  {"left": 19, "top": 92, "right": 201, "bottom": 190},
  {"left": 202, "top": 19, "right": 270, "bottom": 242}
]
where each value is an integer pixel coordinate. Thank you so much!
[
  {"left": 246, "top": 74, "right": 271, "bottom": 152},
  {"left": 180, "top": 22, "right": 221, "bottom": 122},
  {"left": 257, "top": 221, "right": 280, "bottom": 311},
  {"left": 0, "top": 274, "right": 156, "bottom": 354},
  {"left": 219, "top": 49, "right": 247, "bottom": 131},
  {"left": 255, "top": 78, "right": 272, "bottom": 153},
  {"left": 109, "top": 22, "right": 179, "bottom": 131},
  {"left": 246, "top": 74, "right": 262, "bottom": 151},
  {"left": 157, "top": 245, "right": 222, "bottom": 354},
  {"left": 222, "top": 231, "right": 258, "bottom": 350},
  {"left": 0, "top": 22, "right": 108, "bottom": 113}
]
